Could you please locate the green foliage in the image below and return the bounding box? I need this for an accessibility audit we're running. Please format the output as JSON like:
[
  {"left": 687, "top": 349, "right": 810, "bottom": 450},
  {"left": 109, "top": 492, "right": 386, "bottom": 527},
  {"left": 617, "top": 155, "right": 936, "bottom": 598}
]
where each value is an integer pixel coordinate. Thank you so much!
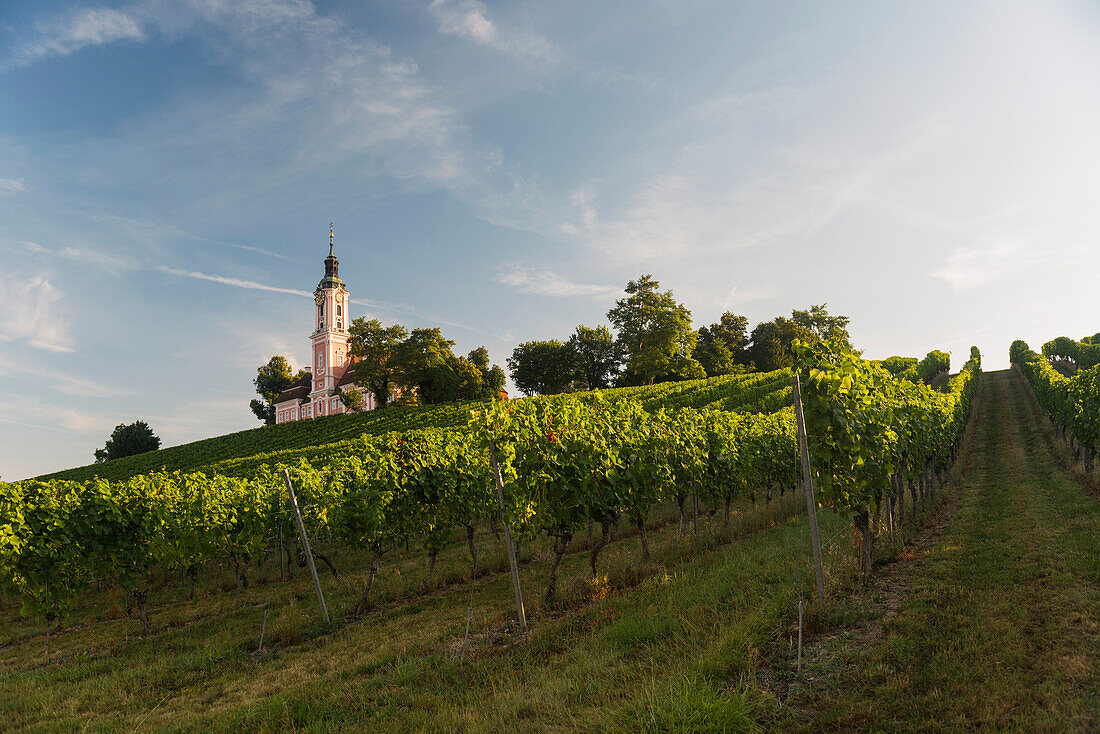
[
  {"left": 9, "top": 369, "right": 799, "bottom": 621},
  {"left": 568, "top": 324, "right": 621, "bottom": 390},
  {"left": 347, "top": 318, "right": 408, "bottom": 409},
  {"left": 1012, "top": 340, "right": 1100, "bottom": 452},
  {"left": 746, "top": 317, "right": 813, "bottom": 372},
  {"left": 881, "top": 356, "right": 917, "bottom": 376},
  {"left": 793, "top": 340, "right": 980, "bottom": 554},
  {"left": 507, "top": 340, "right": 579, "bottom": 396},
  {"left": 339, "top": 386, "right": 365, "bottom": 412},
  {"left": 1042, "top": 335, "right": 1100, "bottom": 370},
  {"left": 694, "top": 312, "right": 750, "bottom": 377},
  {"left": 251, "top": 356, "right": 306, "bottom": 425},
  {"left": 608, "top": 275, "right": 703, "bottom": 385},
  {"left": 914, "top": 350, "right": 951, "bottom": 385},
  {"left": 94, "top": 421, "right": 160, "bottom": 463},
  {"left": 791, "top": 303, "right": 853, "bottom": 349},
  {"left": 347, "top": 321, "right": 506, "bottom": 406}
]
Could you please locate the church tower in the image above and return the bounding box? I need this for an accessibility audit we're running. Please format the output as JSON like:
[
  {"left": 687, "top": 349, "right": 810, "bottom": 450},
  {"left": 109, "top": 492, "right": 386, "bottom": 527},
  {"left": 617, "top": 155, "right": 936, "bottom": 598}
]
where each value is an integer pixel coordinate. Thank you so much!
[{"left": 308, "top": 224, "right": 350, "bottom": 417}]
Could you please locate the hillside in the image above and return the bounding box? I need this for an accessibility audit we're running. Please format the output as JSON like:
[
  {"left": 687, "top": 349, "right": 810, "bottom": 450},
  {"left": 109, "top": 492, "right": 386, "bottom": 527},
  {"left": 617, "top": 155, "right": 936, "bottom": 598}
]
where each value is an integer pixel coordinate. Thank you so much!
[
  {"left": 3, "top": 369, "right": 1097, "bottom": 731},
  {"left": 38, "top": 368, "right": 791, "bottom": 483}
]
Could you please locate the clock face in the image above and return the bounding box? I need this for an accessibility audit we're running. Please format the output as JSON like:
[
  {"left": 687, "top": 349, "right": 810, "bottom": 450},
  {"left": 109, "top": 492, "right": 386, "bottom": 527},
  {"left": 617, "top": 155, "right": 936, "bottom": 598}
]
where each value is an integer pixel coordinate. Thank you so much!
[{"left": 315, "top": 291, "right": 325, "bottom": 305}]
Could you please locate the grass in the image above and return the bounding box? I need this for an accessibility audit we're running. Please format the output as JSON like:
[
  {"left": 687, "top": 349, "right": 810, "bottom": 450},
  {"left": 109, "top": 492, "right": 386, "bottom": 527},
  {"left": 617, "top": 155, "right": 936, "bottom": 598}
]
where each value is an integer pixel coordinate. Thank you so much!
[
  {"left": 793, "top": 370, "right": 1100, "bottom": 731},
  {"left": 4, "top": 369, "right": 1097, "bottom": 731},
  {"left": 0, "top": 486, "right": 845, "bottom": 732}
]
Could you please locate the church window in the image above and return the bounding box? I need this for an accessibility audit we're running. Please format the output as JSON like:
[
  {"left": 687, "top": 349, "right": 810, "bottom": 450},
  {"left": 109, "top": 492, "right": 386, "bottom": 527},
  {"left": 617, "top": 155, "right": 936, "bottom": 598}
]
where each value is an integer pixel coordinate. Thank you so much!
[
  {"left": 332, "top": 398, "right": 339, "bottom": 410},
  {"left": 337, "top": 350, "right": 344, "bottom": 366}
]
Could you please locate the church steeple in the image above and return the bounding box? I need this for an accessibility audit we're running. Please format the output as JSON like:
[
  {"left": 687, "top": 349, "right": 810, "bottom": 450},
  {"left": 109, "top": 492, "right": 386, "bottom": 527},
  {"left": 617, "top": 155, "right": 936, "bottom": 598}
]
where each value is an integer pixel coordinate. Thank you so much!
[{"left": 318, "top": 222, "right": 344, "bottom": 289}]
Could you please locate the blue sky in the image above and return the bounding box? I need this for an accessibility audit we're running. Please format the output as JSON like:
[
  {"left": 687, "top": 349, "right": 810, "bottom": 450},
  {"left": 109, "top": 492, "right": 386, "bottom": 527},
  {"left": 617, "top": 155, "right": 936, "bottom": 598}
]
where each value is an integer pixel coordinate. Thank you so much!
[{"left": 1, "top": 0, "right": 1098, "bottom": 479}]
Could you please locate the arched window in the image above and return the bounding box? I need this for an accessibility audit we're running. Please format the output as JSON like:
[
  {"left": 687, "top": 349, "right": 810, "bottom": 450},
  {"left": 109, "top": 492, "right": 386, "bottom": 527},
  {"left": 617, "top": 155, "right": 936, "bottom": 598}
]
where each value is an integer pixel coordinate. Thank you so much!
[{"left": 336, "top": 350, "right": 344, "bottom": 366}]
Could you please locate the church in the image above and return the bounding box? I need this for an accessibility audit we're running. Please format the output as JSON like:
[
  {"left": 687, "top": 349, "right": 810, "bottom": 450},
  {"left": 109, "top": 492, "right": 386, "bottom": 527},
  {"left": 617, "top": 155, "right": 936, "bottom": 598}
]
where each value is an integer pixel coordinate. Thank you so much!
[{"left": 272, "top": 228, "right": 387, "bottom": 424}]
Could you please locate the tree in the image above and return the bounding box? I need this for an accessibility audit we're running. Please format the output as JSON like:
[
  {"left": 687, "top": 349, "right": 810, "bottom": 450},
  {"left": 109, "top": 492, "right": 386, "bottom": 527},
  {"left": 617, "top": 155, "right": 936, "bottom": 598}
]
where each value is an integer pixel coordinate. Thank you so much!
[
  {"left": 468, "top": 347, "right": 507, "bottom": 399},
  {"left": 792, "top": 304, "right": 853, "bottom": 350},
  {"left": 250, "top": 356, "right": 305, "bottom": 424},
  {"left": 607, "top": 275, "right": 703, "bottom": 385},
  {"left": 507, "top": 340, "right": 579, "bottom": 396},
  {"left": 881, "top": 356, "right": 917, "bottom": 376},
  {"left": 568, "top": 325, "right": 620, "bottom": 390},
  {"left": 693, "top": 312, "right": 750, "bottom": 376},
  {"left": 693, "top": 335, "right": 735, "bottom": 377},
  {"left": 746, "top": 317, "right": 814, "bottom": 372},
  {"left": 94, "top": 421, "right": 160, "bottom": 463},
  {"left": 339, "top": 386, "right": 365, "bottom": 411},
  {"left": 346, "top": 318, "right": 409, "bottom": 409}
]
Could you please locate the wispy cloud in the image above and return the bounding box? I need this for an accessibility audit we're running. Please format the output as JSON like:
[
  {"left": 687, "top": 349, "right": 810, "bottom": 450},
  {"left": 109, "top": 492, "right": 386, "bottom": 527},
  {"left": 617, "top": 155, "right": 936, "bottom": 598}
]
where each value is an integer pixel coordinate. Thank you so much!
[
  {"left": 0, "top": 355, "right": 122, "bottom": 398},
  {"left": 0, "top": 274, "right": 73, "bottom": 352},
  {"left": 931, "top": 242, "right": 1023, "bottom": 290},
  {"left": 0, "top": 178, "right": 29, "bottom": 195},
  {"left": 555, "top": 124, "right": 943, "bottom": 264},
  {"left": 428, "top": 0, "right": 561, "bottom": 66},
  {"left": 154, "top": 266, "right": 312, "bottom": 298},
  {"left": 494, "top": 264, "right": 620, "bottom": 299},
  {"left": 4, "top": 7, "right": 145, "bottom": 71}
]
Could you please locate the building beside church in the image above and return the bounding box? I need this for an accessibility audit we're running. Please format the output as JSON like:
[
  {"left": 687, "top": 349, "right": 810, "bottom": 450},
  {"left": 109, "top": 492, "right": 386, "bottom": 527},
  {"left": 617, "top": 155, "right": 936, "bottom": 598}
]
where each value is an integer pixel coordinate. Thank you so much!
[{"left": 273, "top": 228, "right": 388, "bottom": 424}]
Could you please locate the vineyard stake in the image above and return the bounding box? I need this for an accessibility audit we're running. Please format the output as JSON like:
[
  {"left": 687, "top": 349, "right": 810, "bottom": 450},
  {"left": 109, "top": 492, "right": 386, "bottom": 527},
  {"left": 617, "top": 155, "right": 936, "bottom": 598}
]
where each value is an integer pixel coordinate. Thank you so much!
[
  {"left": 792, "top": 374, "right": 826, "bottom": 606},
  {"left": 461, "top": 606, "right": 473, "bottom": 659},
  {"left": 282, "top": 469, "right": 330, "bottom": 624},
  {"left": 490, "top": 442, "right": 527, "bottom": 630},
  {"left": 277, "top": 504, "right": 286, "bottom": 581},
  {"left": 259, "top": 606, "right": 270, "bottom": 651},
  {"left": 797, "top": 599, "right": 803, "bottom": 671}
]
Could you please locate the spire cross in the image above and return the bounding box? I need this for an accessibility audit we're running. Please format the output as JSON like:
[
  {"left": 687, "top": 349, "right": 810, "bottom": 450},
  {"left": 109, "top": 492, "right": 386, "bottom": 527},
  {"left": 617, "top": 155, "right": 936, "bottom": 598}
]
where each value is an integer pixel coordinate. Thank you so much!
[{"left": 329, "top": 222, "right": 334, "bottom": 256}]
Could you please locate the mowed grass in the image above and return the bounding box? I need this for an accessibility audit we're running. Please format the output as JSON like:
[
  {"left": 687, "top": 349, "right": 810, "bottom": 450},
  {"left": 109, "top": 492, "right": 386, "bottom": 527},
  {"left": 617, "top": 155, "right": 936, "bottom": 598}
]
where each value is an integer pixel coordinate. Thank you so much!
[
  {"left": 797, "top": 370, "right": 1100, "bottom": 731},
  {"left": 0, "top": 481, "right": 847, "bottom": 732}
]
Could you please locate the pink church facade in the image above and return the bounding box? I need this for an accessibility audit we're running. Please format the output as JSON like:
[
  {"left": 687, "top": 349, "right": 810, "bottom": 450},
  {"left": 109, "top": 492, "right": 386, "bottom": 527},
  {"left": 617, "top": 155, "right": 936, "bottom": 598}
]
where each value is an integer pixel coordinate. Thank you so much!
[{"left": 273, "top": 229, "right": 385, "bottom": 424}]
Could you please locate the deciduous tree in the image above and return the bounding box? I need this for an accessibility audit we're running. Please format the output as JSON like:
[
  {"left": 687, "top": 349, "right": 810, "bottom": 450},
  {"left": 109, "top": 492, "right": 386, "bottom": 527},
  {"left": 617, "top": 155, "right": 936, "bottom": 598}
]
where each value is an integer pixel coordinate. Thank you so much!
[
  {"left": 607, "top": 275, "right": 703, "bottom": 385},
  {"left": 507, "top": 340, "right": 579, "bottom": 396},
  {"left": 568, "top": 325, "right": 620, "bottom": 390},
  {"left": 250, "top": 356, "right": 305, "bottom": 424},
  {"left": 746, "top": 317, "right": 814, "bottom": 372},
  {"left": 94, "top": 421, "right": 160, "bottom": 463},
  {"left": 347, "top": 318, "right": 409, "bottom": 409},
  {"left": 693, "top": 312, "right": 749, "bottom": 376}
]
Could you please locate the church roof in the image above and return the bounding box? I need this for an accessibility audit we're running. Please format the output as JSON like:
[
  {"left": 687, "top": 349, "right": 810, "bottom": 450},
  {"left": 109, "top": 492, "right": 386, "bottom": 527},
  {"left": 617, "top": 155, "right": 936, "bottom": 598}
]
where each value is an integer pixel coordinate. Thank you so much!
[
  {"left": 336, "top": 361, "right": 359, "bottom": 388},
  {"left": 317, "top": 224, "right": 344, "bottom": 290},
  {"left": 273, "top": 371, "right": 312, "bottom": 405}
]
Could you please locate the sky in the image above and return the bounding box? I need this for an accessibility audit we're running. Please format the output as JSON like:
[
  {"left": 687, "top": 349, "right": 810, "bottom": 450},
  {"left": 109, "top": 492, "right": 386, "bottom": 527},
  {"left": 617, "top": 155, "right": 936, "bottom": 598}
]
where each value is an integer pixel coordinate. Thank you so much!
[{"left": 1, "top": 0, "right": 1098, "bottom": 479}]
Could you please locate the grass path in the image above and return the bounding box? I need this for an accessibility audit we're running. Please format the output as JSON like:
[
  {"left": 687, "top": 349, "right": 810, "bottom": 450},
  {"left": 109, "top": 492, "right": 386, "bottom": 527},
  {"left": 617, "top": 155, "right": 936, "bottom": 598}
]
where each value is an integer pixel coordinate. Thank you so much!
[{"left": 800, "top": 370, "right": 1100, "bottom": 730}]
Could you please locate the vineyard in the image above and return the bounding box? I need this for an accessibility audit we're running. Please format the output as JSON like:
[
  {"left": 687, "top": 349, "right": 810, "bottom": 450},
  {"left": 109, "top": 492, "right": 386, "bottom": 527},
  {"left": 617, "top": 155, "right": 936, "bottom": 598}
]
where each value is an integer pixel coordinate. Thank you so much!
[
  {"left": 3, "top": 340, "right": 1100, "bottom": 731},
  {"left": 35, "top": 369, "right": 792, "bottom": 484}
]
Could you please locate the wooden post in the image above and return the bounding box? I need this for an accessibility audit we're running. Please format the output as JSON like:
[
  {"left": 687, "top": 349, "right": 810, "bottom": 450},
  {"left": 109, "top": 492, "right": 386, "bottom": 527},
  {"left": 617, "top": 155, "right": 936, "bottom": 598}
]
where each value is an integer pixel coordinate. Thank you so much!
[
  {"left": 797, "top": 599, "right": 803, "bottom": 671},
  {"left": 792, "top": 374, "right": 826, "bottom": 606},
  {"left": 259, "top": 606, "right": 270, "bottom": 651},
  {"left": 692, "top": 492, "right": 699, "bottom": 536},
  {"left": 490, "top": 442, "right": 527, "bottom": 629},
  {"left": 282, "top": 469, "right": 330, "bottom": 624},
  {"left": 277, "top": 518, "right": 286, "bottom": 581}
]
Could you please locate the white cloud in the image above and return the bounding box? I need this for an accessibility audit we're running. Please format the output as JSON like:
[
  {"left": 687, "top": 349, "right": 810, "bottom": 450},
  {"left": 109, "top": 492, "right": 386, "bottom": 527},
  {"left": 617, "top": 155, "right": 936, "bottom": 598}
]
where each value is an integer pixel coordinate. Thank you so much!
[
  {"left": 931, "top": 242, "right": 1024, "bottom": 290},
  {"left": 555, "top": 125, "right": 942, "bottom": 265},
  {"left": 5, "top": 7, "right": 145, "bottom": 71},
  {"left": 0, "top": 274, "right": 73, "bottom": 352},
  {"left": 0, "top": 355, "right": 121, "bottom": 398},
  {"left": 494, "top": 264, "right": 620, "bottom": 299},
  {"left": 154, "top": 266, "right": 312, "bottom": 298},
  {"left": 428, "top": 0, "right": 561, "bottom": 66},
  {"left": 0, "top": 178, "right": 29, "bottom": 195}
]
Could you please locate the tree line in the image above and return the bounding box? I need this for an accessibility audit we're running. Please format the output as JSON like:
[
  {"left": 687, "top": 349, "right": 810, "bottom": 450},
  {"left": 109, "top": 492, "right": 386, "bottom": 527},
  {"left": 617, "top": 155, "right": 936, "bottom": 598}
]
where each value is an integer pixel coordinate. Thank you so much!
[
  {"left": 508, "top": 274, "right": 853, "bottom": 396},
  {"left": 249, "top": 273, "right": 854, "bottom": 419},
  {"left": 250, "top": 322, "right": 506, "bottom": 424}
]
